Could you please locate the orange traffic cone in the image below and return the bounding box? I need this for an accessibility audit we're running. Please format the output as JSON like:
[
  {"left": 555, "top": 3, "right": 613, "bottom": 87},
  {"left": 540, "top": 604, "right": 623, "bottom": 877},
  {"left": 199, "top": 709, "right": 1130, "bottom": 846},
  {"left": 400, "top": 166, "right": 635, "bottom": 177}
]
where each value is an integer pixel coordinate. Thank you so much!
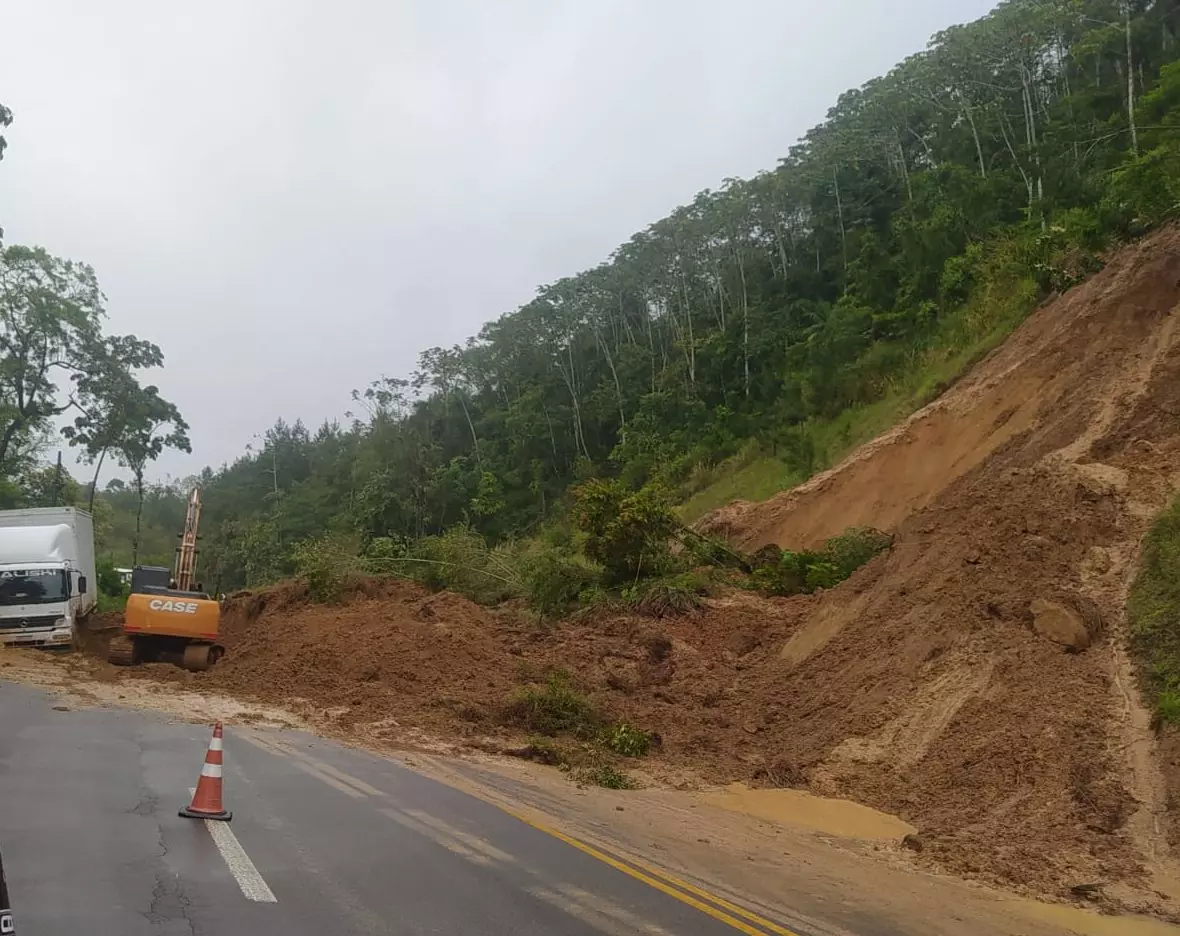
[{"left": 180, "top": 722, "right": 232, "bottom": 821}]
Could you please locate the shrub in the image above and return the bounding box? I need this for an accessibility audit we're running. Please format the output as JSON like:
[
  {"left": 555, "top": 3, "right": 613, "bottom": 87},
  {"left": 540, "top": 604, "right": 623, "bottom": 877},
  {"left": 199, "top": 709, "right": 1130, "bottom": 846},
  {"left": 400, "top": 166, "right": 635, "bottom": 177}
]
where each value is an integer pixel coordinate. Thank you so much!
[
  {"left": 291, "top": 534, "right": 360, "bottom": 603},
  {"left": 602, "top": 723, "right": 650, "bottom": 757},
  {"left": 622, "top": 572, "right": 709, "bottom": 617},
  {"left": 571, "top": 479, "right": 679, "bottom": 585},
  {"left": 822, "top": 527, "right": 894, "bottom": 578},
  {"left": 96, "top": 556, "right": 129, "bottom": 611},
  {"left": 503, "top": 670, "right": 602, "bottom": 737},
  {"left": 377, "top": 524, "right": 523, "bottom": 605},
  {"left": 750, "top": 526, "right": 891, "bottom": 597},
  {"left": 521, "top": 547, "right": 603, "bottom": 620}
]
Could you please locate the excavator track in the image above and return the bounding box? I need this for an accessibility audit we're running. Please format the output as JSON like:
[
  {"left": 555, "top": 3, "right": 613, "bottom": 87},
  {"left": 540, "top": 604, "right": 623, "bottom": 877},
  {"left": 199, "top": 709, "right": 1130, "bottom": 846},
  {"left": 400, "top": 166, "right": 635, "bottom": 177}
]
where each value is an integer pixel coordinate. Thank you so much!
[{"left": 107, "top": 635, "right": 137, "bottom": 666}]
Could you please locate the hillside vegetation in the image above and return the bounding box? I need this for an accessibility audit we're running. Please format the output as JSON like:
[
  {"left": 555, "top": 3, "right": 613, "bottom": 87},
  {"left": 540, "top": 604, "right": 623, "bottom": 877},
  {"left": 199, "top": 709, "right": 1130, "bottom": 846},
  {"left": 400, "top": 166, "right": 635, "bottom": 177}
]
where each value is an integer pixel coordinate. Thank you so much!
[{"left": 27, "top": 1, "right": 1180, "bottom": 600}]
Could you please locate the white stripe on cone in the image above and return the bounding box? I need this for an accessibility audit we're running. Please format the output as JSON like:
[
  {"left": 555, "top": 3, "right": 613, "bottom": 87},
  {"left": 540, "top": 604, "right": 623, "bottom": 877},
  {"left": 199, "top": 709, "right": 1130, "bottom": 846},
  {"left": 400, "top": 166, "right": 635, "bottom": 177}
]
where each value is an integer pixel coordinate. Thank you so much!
[
  {"left": 200, "top": 762, "right": 223, "bottom": 778},
  {"left": 209, "top": 737, "right": 224, "bottom": 751}
]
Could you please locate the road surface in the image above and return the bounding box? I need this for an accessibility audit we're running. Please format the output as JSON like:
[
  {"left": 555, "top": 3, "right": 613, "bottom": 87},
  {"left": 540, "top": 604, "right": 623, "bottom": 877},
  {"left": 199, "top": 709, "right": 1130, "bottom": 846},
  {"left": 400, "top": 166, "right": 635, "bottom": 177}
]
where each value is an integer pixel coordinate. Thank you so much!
[{"left": 0, "top": 680, "right": 843, "bottom": 936}]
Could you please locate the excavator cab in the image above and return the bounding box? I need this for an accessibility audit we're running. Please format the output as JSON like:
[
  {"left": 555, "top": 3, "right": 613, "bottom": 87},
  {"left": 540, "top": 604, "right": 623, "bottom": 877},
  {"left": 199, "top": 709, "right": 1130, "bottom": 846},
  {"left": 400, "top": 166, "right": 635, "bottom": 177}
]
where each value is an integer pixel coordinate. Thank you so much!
[{"left": 108, "top": 489, "right": 225, "bottom": 671}]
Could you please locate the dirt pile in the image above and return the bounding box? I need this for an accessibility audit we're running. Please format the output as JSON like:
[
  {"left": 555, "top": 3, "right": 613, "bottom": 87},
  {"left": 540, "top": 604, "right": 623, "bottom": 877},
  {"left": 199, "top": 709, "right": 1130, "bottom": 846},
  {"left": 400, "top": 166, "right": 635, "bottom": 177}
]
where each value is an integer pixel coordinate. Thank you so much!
[
  {"left": 83, "top": 579, "right": 524, "bottom": 745},
  {"left": 66, "top": 228, "right": 1180, "bottom": 907},
  {"left": 210, "top": 579, "right": 528, "bottom": 741}
]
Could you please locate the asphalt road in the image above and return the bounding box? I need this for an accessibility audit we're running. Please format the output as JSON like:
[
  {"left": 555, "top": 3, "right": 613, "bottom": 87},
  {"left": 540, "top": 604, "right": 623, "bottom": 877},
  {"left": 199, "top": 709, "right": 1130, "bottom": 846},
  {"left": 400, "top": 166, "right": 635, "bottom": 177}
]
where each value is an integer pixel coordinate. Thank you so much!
[{"left": 0, "top": 680, "right": 831, "bottom": 936}]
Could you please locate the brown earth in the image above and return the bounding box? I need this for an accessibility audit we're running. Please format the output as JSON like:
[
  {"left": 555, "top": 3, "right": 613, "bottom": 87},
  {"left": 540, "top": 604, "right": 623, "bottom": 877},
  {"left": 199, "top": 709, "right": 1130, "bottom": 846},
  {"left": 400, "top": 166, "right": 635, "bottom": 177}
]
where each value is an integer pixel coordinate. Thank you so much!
[{"left": 32, "top": 228, "right": 1180, "bottom": 914}]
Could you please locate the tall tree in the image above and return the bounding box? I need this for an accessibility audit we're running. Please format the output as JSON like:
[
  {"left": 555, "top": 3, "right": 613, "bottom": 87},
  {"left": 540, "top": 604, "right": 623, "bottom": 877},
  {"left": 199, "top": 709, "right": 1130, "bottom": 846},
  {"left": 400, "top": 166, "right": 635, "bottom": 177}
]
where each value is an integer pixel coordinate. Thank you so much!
[{"left": 114, "top": 389, "right": 190, "bottom": 564}]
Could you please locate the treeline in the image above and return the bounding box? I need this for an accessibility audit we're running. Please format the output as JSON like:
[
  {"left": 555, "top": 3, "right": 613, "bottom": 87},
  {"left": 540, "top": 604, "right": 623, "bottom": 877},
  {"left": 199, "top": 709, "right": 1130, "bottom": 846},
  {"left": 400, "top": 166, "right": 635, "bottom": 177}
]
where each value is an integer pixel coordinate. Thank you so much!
[{"left": 24, "top": 1, "right": 1180, "bottom": 593}]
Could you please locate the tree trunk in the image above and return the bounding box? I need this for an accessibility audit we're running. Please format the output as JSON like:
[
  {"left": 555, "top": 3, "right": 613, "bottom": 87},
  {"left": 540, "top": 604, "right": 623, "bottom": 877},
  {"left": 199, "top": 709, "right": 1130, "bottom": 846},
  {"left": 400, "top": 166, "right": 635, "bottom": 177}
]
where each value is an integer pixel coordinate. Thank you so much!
[
  {"left": 999, "top": 115, "right": 1034, "bottom": 215},
  {"left": 961, "top": 99, "right": 986, "bottom": 178},
  {"left": 833, "top": 168, "right": 847, "bottom": 277},
  {"left": 596, "top": 330, "right": 626, "bottom": 436},
  {"left": 456, "top": 392, "right": 481, "bottom": 467},
  {"left": 87, "top": 448, "right": 108, "bottom": 512},
  {"left": 132, "top": 470, "right": 145, "bottom": 566},
  {"left": 895, "top": 128, "right": 913, "bottom": 202},
  {"left": 736, "top": 249, "right": 751, "bottom": 398},
  {"left": 0, "top": 417, "right": 25, "bottom": 476},
  {"left": 679, "top": 269, "right": 696, "bottom": 393},
  {"left": 1125, "top": 1, "right": 1139, "bottom": 156}
]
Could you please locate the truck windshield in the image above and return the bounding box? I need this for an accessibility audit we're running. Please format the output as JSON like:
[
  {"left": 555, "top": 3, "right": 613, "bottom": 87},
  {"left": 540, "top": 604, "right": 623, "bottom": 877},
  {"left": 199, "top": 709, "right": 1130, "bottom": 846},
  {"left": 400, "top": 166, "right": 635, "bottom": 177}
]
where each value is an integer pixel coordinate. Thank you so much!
[{"left": 0, "top": 569, "right": 68, "bottom": 605}]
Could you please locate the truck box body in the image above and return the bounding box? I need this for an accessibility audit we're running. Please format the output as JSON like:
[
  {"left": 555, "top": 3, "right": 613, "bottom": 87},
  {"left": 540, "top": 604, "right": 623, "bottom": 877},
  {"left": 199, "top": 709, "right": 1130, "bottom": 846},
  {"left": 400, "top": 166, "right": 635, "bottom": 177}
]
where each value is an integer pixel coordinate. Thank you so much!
[{"left": 0, "top": 507, "right": 96, "bottom": 648}]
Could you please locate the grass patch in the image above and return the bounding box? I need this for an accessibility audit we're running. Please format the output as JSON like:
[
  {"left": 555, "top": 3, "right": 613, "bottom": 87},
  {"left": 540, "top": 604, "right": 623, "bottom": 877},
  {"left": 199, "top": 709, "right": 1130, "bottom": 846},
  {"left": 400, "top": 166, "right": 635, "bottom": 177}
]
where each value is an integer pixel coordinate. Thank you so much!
[
  {"left": 569, "top": 764, "right": 636, "bottom": 790},
  {"left": 502, "top": 671, "right": 648, "bottom": 789},
  {"left": 502, "top": 669, "right": 602, "bottom": 737},
  {"left": 621, "top": 571, "right": 712, "bottom": 618},
  {"left": 1128, "top": 495, "right": 1180, "bottom": 725},
  {"left": 678, "top": 455, "right": 800, "bottom": 524}
]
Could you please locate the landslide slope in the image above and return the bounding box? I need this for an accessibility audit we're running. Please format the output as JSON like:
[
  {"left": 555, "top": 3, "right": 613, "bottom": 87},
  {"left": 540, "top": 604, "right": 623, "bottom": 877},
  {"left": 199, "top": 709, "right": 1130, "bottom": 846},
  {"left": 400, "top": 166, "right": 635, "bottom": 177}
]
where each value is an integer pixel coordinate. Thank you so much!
[{"left": 695, "top": 225, "right": 1180, "bottom": 900}]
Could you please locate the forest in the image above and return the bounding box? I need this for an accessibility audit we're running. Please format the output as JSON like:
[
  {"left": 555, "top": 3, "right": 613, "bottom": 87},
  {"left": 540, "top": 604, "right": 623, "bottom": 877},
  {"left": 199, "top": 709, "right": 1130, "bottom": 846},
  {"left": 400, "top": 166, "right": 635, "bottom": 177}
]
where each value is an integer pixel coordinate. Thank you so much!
[{"left": 5, "top": 0, "right": 1180, "bottom": 602}]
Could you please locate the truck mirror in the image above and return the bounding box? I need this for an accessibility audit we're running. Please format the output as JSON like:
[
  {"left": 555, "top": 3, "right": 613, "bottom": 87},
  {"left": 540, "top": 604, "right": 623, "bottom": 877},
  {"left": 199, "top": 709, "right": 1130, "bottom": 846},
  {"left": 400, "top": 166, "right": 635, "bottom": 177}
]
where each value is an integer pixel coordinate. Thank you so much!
[{"left": 78, "top": 575, "right": 87, "bottom": 595}]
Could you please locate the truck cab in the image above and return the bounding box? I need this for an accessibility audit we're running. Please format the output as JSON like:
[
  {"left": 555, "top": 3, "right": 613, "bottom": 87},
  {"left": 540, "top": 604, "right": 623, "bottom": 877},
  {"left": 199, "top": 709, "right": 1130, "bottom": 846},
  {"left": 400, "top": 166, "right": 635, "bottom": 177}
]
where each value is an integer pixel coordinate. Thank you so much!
[
  {"left": 0, "top": 559, "right": 86, "bottom": 649},
  {"left": 0, "top": 510, "right": 96, "bottom": 649}
]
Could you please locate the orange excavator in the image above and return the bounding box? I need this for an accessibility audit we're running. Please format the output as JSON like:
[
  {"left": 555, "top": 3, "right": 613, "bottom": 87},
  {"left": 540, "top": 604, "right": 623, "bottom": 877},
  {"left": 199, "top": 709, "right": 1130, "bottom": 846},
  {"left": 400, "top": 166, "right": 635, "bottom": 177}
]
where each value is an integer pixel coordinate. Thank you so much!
[{"left": 108, "top": 487, "right": 225, "bottom": 671}]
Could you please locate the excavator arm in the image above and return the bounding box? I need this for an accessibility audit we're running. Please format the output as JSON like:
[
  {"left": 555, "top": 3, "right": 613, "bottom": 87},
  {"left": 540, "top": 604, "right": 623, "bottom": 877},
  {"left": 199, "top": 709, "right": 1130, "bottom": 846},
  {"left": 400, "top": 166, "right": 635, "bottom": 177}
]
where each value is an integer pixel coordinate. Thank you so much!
[{"left": 174, "top": 487, "right": 201, "bottom": 592}]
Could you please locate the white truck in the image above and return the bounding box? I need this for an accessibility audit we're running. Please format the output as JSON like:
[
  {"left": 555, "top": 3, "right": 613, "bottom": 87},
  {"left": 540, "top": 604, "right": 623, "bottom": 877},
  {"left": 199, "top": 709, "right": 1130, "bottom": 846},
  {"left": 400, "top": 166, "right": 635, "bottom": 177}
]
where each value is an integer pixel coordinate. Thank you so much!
[{"left": 0, "top": 507, "right": 96, "bottom": 649}]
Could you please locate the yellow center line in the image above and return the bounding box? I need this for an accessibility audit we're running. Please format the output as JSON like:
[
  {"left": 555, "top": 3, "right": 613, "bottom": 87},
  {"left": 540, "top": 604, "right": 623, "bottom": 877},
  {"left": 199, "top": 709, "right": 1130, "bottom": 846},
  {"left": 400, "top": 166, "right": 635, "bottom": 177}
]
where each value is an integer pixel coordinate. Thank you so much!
[
  {"left": 499, "top": 805, "right": 801, "bottom": 936},
  {"left": 239, "top": 731, "right": 798, "bottom": 934}
]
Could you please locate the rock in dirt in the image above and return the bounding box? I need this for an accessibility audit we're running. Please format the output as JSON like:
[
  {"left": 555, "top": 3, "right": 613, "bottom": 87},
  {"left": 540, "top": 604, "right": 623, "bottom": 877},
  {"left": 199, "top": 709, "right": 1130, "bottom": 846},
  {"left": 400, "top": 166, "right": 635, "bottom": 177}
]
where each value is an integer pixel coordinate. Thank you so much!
[
  {"left": 1082, "top": 545, "right": 1112, "bottom": 575},
  {"left": 1029, "top": 598, "right": 1092, "bottom": 651},
  {"left": 901, "top": 833, "right": 923, "bottom": 853}
]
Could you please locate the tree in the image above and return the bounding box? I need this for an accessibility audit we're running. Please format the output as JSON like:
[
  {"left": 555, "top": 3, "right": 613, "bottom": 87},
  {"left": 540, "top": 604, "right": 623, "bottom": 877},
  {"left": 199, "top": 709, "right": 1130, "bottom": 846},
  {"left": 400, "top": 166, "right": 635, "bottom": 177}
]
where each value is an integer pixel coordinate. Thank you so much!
[
  {"left": 0, "top": 102, "right": 10, "bottom": 163},
  {"left": 61, "top": 334, "right": 168, "bottom": 510},
  {"left": 0, "top": 246, "right": 106, "bottom": 473},
  {"left": 114, "top": 388, "right": 191, "bottom": 564}
]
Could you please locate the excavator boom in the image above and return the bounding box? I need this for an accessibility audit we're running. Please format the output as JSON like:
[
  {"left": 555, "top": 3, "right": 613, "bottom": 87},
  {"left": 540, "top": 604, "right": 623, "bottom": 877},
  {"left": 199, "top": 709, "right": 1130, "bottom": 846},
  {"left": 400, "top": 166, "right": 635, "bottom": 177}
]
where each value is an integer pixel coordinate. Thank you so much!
[
  {"left": 109, "top": 485, "right": 224, "bottom": 671},
  {"left": 174, "top": 487, "right": 201, "bottom": 591}
]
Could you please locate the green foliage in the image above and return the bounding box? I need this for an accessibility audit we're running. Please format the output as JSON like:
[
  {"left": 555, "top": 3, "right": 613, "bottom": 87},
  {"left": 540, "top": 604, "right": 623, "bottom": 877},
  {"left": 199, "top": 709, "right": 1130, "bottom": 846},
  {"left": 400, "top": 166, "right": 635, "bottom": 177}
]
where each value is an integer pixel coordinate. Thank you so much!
[
  {"left": 1158, "top": 692, "right": 1180, "bottom": 728},
  {"left": 520, "top": 546, "right": 603, "bottom": 620},
  {"left": 571, "top": 480, "right": 678, "bottom": 585},
  {"left": 503, "top": 669, "right": 602, "bottom": 738},
  {"left": 751, "top": 527, "right": 891, "bottom": 596},
  {"left": 570, "top": 764, "right": 637, "bottom": 790},
  {"left": 621, "top": 571, "right": 710, "bottom": 617},
  {"left": 292, "top": 534, "right": 360, "bottom": 603},
  {"left": 95, "top": 556, "right": 130, "bottom": 612},
  {"left": 1128, "top": 496, "right": 1180, "bottom": 724},
  {"left": 96, "top": 556, "right": 127, "bottom": 597},
  {"left": 602, "top": 723, "right": 651, "bottom": 758},
  {"left": 388, "top": 524, "right": 524, "bottom": 605}
]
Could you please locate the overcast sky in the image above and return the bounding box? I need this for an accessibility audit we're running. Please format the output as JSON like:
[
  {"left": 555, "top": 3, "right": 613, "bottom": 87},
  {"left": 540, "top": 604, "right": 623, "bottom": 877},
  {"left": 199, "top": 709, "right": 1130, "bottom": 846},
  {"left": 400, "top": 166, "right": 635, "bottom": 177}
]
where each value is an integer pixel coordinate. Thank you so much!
[{"left": 0, "top": 0, "right": 996, "bottom": 483}]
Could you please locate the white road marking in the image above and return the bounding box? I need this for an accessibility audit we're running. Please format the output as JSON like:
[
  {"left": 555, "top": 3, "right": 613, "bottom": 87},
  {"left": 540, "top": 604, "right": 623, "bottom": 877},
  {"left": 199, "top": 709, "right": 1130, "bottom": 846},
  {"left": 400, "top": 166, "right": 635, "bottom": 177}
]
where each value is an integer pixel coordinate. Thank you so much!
[
  {"left": 188, "top": 788, "right": 277, "bottom": 903},
  {"left": 292, "top": 759, "right": 367, "bottom": 798}
]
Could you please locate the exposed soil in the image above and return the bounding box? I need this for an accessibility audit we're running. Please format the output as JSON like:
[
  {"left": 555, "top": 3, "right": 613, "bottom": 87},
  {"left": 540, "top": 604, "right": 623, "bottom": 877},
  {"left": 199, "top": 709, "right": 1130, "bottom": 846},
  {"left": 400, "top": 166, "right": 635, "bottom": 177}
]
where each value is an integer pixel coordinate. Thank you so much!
[{"left": 13, "top": 228, "right": 1180, "bottom": 917}]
